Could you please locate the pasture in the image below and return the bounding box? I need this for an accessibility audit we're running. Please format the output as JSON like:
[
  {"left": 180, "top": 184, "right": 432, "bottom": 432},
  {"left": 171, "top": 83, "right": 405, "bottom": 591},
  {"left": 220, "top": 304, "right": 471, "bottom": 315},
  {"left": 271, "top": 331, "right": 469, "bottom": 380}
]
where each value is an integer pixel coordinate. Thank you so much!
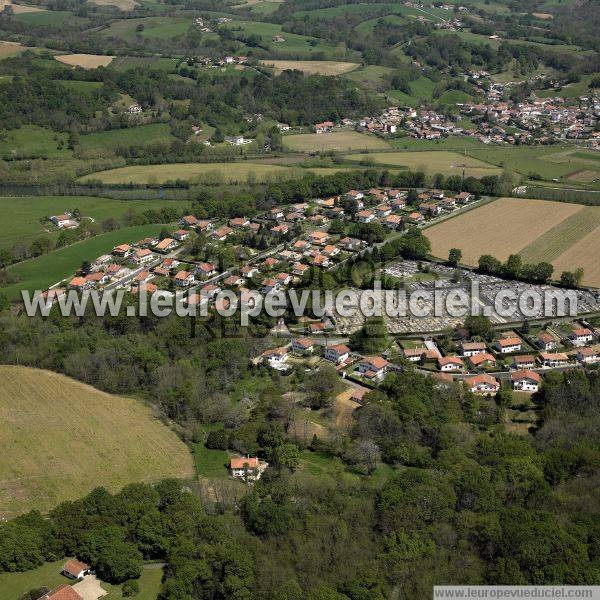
[
  {"left": 88, "top": 0, "right": 138, "bottom": 10},
  {"left": 102, "top": 17, "right": 191, "bottom": 41},
  {"left": 0, "top": 195, "right": 189, "bottom": 250},
  {"left": 259, "top": 59, "right": 359, "bottom": 76},
  {"left": 0, "top": 366, "right": 194, "bottom": 517},
  {"left": 283, "top": 131, "right": 390, "bottom": 152},
  {"left": 0, "top": 125, "right": 70, "bottom": 159},
  {"left": 425, "top": 197, "right": 600, "bottom": 287},
  {"left": 78, "top": 123, "right": 176, "bottom": 151},
  {"left": 55, "top": 53, "right": 114, "bottom": 69},
  {"left": 12, "top": 9, "right": 76, "bottom": 25},
  {"left": 80, "top": 161, "right": 324, "bottom": 184},
  {"left": 344, "top": 150, "right": 502, "bottom": 177},
  {"left": 1, "top": 223, "right": 170, "bottom": 299}
]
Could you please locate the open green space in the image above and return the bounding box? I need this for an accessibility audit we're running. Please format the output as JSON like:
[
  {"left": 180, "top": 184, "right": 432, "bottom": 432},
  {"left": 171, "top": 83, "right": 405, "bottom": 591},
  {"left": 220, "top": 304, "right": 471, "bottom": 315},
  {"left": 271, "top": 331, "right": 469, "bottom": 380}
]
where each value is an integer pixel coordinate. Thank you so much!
[
  {"left": 102, "top": 16, "right": 191, "bottom": 40},
  {"left": 79, "top": 123, "right": 176, "bottom": 151},
  {"left": 55, "top": 79, "right": 104, "bottom": 93},
  {"left": 12, "top": 9, "right": 79, "bottom": 25},
  {"left": 283, "top": 131, "right": 390, "bottom": 152},
  {"left": 0, "top": 125, "right": 71, "bottom": 159}
]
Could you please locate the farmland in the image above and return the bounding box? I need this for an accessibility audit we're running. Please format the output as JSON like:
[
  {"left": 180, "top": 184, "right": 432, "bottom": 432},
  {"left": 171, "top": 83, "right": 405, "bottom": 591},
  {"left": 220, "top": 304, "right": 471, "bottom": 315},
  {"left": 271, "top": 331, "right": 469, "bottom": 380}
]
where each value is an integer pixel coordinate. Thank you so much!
[
  {"left": 54, "top": 53, "right": 114, "bottom": 69},
  {"left": 344, "top": 150, "right": 502, "bottom": 177},
  {"left": 425, "top": 197, "right": 600, "bottom": 286},
  {"left": 101, "top": 17, "right": 191, "bottom": 41},
  {"left": 0, "top": 195, "right": 189, "bottom": 250},
  {"left": 1, "top": 223, "right": 171, "bottom": 299},
  {"left": 283, "top": 131, "right": 390, "bottom": 152},
  {"left": 0, "top": 366, "right": 194, "bottom": 517},
  {"left": 0, "top": 40, "right": 24, "bottom": 60},
  {"left": 79, "top": 161, "right": 340, "bottom": 184},
  {"left": 0, "top": 125, "right": 70, "bottom": 159},
  {"left": 78, "top": 123, "right": 176, "bottom": 151},
  {"left": 259, "top": 60, "right": 359, "bottom": 76}
]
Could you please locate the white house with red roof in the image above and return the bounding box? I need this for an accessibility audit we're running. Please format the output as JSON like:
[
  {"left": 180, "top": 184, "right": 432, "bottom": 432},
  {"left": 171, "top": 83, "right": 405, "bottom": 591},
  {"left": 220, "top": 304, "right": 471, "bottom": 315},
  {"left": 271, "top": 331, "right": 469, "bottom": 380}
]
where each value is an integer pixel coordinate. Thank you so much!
[
  {"left": 511, "top": 370, "right": 541, "bottom": 392},
  {"left": 61, "top": 559, "right": 90, "bottom": 580},
  {"left": 464, "top": 374, "right": 500, "bottom": 395},
  {"left": 229, "top": 456, "right": 267, "bottom": 481},
  {"left": 437, "top": 356, "right": 464, "bottom": 372},
  {"left": 324, "top": 344, "right": 350, "bottom": 364},
  {"left": 358, "top": 356, "right": 389, "bottom": 380}
]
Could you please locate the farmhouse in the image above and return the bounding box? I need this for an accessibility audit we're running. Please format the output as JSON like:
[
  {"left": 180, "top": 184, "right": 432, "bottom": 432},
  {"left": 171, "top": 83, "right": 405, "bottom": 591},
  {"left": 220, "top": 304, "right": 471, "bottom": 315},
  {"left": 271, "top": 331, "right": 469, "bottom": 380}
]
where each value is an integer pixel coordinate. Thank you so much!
[
  {"left": 511, "top": 370, "right": 541, "bottom": 392},
  {"left": 539, "top": 352, "right": 569, "bottom": 367},
  {"left": 61, "top": 559, "right": 91, "bottom": 580},
  {"left": 229, "top": 457, "right": 267, "bottom": 481},
  {"left": 291, "top": 337, "right": 314, "bottom": 355},
  {"left": 437, "top": 356, "right": 464, "bottom": 372},
  {"left": 494, "top": 336, "right": 522, "bottom": 354},
  {"left": 314, "top": 121, "right": 334, "bottom": 133},
  {"left": 464, "top": 374, "right": 500, "bottom": 395},
  {"left": 324, "top": 344, "right": 350, "bottom": 364},
  {"left": 50, "top": 214, "right": 77, "bottom": 228}
]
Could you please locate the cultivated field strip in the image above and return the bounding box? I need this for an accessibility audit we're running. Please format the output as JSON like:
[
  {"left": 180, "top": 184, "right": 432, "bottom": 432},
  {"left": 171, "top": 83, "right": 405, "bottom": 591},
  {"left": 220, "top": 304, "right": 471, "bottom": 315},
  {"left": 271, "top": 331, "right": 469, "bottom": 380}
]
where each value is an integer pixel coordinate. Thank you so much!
[{"left": 551, "top": 227, "right": 600, "bottom": 288}]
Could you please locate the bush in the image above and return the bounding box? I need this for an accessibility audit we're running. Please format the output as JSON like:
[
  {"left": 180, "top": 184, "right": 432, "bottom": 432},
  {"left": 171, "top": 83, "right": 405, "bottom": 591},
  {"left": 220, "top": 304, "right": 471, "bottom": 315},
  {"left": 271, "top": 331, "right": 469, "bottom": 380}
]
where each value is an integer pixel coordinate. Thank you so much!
[{"left": 122, "top": 579, "right": 140, "bottom": 597}]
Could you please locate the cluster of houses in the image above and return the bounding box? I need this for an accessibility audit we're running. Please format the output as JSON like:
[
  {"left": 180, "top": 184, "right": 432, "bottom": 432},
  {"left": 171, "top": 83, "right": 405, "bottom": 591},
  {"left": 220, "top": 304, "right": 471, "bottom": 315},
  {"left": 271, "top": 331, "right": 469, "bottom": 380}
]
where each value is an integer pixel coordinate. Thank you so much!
[
  {"left": 49, "top": 212, "right": 79, "bottom": 229},
  {"left": 32, "top": 560, "right": 92, "bottom": 600}
]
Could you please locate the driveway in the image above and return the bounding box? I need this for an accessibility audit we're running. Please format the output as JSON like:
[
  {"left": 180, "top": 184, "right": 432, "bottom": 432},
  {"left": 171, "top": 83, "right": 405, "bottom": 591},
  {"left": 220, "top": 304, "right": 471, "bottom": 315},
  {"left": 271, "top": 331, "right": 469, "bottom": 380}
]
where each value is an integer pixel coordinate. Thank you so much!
[{"left": 72, "top": 575, "right": 108, "bottom": 600}]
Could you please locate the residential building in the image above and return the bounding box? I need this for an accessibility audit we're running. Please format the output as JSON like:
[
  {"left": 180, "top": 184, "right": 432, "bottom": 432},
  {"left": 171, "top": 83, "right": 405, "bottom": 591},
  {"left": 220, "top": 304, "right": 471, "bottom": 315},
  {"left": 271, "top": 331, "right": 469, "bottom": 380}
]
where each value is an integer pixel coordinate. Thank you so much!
[
  {"left": 465, "top": 374, "right": 500, "bottom": 395},
  {"left": 539, "top": 352, "right": 569, "bottom": 367},
  {"left": 494, "top": 336, "right": 522, "bottom": 354},
  {"left": 437, "top": 356, "right": 464, "bottom": 372},
  {"left": 460, "top": 341, "right": 487, "bottom": 357},
  {"left": 61, "top": 559, "right": 90, "bottom": 580},
  {"left": 291, "top": 337, "right": 314, "bottom": 355},
  {"left": 229, "top": 457, "right": 267, "bottom": 481},
  {"left": 324, "top": 344, "right": 350, "bottom": 364},
  {"left": 511, "top": 370, "right": 541, "bottom": 392},
  {"left": 358, "top": 356, "right": 389, "bottom": 380}
]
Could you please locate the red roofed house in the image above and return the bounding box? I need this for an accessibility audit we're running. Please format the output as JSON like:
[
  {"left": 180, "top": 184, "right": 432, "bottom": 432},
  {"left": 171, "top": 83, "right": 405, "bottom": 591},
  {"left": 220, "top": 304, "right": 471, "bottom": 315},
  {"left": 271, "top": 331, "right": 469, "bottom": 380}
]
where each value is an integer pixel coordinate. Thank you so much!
[
  {"left": 195, "top": 262, "right": 217, "bottom": 278},
  {"left": 155, "top": 238, "right": 177, "bottom": 252},
  {"left": 69, "top": 276, "right": 92, "bottom": 292},
  {"left": 460, "top": 341, "right": 487, "bottom": 357},
  {"left": 569, "top": 327, "right": 594, "bottom": 346},
  {"left": 174, "top": 270, "right": 195, "bottom": 286},
  {"left": 539, "top": 352, "right": 569, "bottom": 368},
  {"left": 511, "top": 370, "right": 541, "bottom": 392},
  {"left": 112, "top": 243, "right": 131, "bottom": 257},
  {"left": 42, "top": 585, "right": 83, "bottom": 600},
  {"left": 291, "top": 337, "right": 314, "bottom": 355},
  {"left": 309, "top": 231, "right": 329, "bottom": 245},
  {"left": 358, "top": 356, "right": 390, "bottom": 380},
  {"left": 469, "top": 352, "right": 497, "bottom": 369},
  {"left": 577, "top": 347, "right": 599, "bottom": 364},
  {"left": 172, "top": 229, "right": 190, "bottom": 241},
  {"left": 179, "top": 215, "right": 198, "bottom": 228},
  {"left": 324, "top": 344, "right": 350, "bottom": 364},
  {"left": 464, "top": 374, "right": 500, "bottom": 395},
  {"left": 437, "top": 356, "right": 464, "bottom": 372},
  {"left": 132, "top": 248, "right": 154, "bottom": 264},
  {"left": 494, "top": 336, "right": 522, "bottom": 354},
  {"left": 229, "top": 456, "right": 267, "bottom": 481},
  {"left": 211, "top": 226, "right": 233, "bottom": 241},
  {"left": 512, "top": 355, "right": 536, "bottom": 369},
  {"left": 61, "top": 559, "right": 90, "bottom": 580},
  {"left": 536, "top": 332, "right": 557, "bottom": 351}
]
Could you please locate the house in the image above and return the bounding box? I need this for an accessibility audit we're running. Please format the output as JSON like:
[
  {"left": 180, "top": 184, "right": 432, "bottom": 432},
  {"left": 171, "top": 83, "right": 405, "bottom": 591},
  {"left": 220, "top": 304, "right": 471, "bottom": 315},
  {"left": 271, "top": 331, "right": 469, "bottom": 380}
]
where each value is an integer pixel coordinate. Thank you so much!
[
  {"left": 241, "top": 265, "right": 260, "bottom": 278},
  {"left": 113, "top": 243, "right": 131, "bottom": 257},
  {"left": 385, "top": 214, "right": 403, "bottom": 229},
  {"left": 469, "top": 352, "right": 497, "bottom": 369},
  {"left": 357, "top": 210, "right": 375, "bottom": 223},
  {"left": 350, "top": 386, "right": 369, "bottom": 404},
  {"left": 195, "top": 262, "right": 217, "bottom": 278},
  {"left": 309, "top": 231, "right": 329, "bottom": 246},
  {"left": 512, "top": 370, "right": 541, "bottom": 392},
  {"left": 324, "top": 344, "right": 350, "bottom": 364},
  {"left": 174, "top": 270, "right": 195, "bottom": 287},
  {"left": 577, "top": 347, "right": 599, "bottom": 364},
  {"left": 539, "top": 352, "right": 569, "bottom": 368},
  {"left": 536, "top": 331, "right": 557, "bottom": 351},
  {"left": 262, "top": 346, "right": 289, "bottom": 367},
  {"left": 437, "top": 356, "right": 464, "bottom": 372},
  {"left": 172, "top": 229, "right": 190, "bottom": 241},
  {"left": 276, "top": 272, "right": 292, "bottom": 286},
  {"left": 293, "top": 239, "right": 311, "bottom": 252},
  {"left": 512, "top": 355, "right": 536, "bottom": 369},
  {"left": 346, "top": 190, "right": 364, "bottom": 201},
  {"left": 179, "top": 215, "right": 198, "bottom": 228},
  {"left": 292, "top": 262, "right": 309, "bottom": 277},
  {"left": 229, "top": 217, "right": 250, "bottom": 228},
  {"left": 291, "top": 337, "right": 314, "bottom": 355},
  {"left": 262, "top": 257, "right": 279, "bottom": 270},
  {"left": 201, "top": 283, "right": 220, "bottom": 299},
  {"left": 132, "top": 249, "right": 154, "bottom": 264},
  {"left": 106, "top": 263, "right": 126, "bottom": 278},
  {"left": 405, "top": 212, "right": 424, "bottom": 224},
  {"left": 61, "top": 559, "right": 91, "bottom": 580},
  {"left": 442, "top": 197, "right": 457, "bottom": 210},
  {"left": 323, "top": 244, "right": 340, "bottom": 257},
  {"left": 85, "top": 272, "right": 108, "bottom": 286},
  {"left": 229, "top": 457, "right": 267, "bottom": 481},
  {"left": 464, "top": 374, "right": 500, "bottom": 395},
  {"left": 268, "top": 207, "right": 285, "bottom": 220},
  {"left": 494, "top": 336, "right": 522, "bottom": 354},
  {"left": 375, "top": 204, "right": 392, "bottom": 217},
  {"left": 50, "top": 214, "right": 76, "bottom": 228},
  {"left": 270, "top": 224, "right": 289, "bottom": 236},
  {"left": 569, "top": 327, "right": 594, "bottom": 346},
  {"left": 277, "top": 249, "right": 299, "bottom": 262},
  {"left": 196, "top": 219, "right": 213, "bottom": 232},
  {"left": 419, "top": 202, "right": 441, "bottom": 216},
  {"left": 69, "top": 277, "right": 92, "bottom": 292},
  {"left": 391, "top": 197, "right": 407, "bottom": 210},
  {"left": 223, "top": 275, "right": 244, "bottom": 287},
  {"left": 460, "top": 341, "right": 487, "bottom": 357},
  {"left": 262, "top": 278, "right": 279, "bottom": 294},
  {"left": 358, "top": 356, "right": 389, "bottom": 380},
  {"left": 314, "top": 121, "right": 334, "bottom": 133},
  {"left": 455, "top": 192, "right": 474, "bottom": 203},
  {"left": 312, "top": 253, "right": 331, "bottom": 268},
  {"left": 155, "top": 238, "right": 177, "bottom": 252},
  {"left": 132, "top": 282, "right": 158, "bottom": 295},
  {"left": 42, "top": 585, "right": 83, "bottom": 600},
  {"left": 338, "top": 237, "right": 363, "bottom": 251},
  {"left": 388, "top": 189, "right": 405, "bottom": 200},
  {"left": 286, "top": 211, "right": 305, "bottom": 222},
  {"left": 430, "top": 189, "right": 445, "bottom": 200},
  {"left": 403, "top": 348, "right": 428, "bottom": 362},
  {"left": 134, "top": 270, "right": 152, "bottom": 284},
  {"left": 211, "top": 226, "right": 233, "bottom": 241}
]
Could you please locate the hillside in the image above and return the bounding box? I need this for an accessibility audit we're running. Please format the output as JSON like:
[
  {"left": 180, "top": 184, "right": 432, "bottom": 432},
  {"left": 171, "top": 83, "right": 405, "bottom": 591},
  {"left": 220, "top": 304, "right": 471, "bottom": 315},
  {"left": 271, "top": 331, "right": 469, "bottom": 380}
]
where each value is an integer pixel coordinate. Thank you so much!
[{"left": 0, "top": 366, "right": 194, "bottom": 518}]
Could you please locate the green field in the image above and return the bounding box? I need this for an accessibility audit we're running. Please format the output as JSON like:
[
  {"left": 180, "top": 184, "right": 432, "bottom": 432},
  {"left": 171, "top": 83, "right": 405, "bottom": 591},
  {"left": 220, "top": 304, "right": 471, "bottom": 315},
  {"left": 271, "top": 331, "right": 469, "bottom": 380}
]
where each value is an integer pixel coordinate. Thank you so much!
[
  {"left": 110, "top": 56, "right": 180, "bottom": 71},
  {"left": 1, "top": 223, "right": 170, "bottom": 299},
  {"left": 283, "top": 131, "right": 390, "bottom": 152},
  {"left": 295, "top": 3, "right": 449, "bottom": 21},
  {"left": 344, "top": 150, "right": 502, "bottom": 177},
  {"left": 12, "top": 9, "right": 79, "bottom": 25},
  {"left": 0, "top": 366, "right": 194, "bottom": 517},
  {"left": 79, "top": 123, "right": 176, "bottom": 151},
  {"left": 0, "top": 559, "right": 163, "bottom": 600},
  {"left": 387, "top": 76, "right": 438, "bottom": 106},
  {"left": 0, "top": 125, "right": 71, "bottom": 159},
  {"left": 102, "top": 16, "right": 191, "bottom": 40},
  {"left": 79, "top": 161, "right": 337, "bottom": 184},
  {"left": 0, "top": 195, "right": 189, "bottom": 250},
  {"left": 343, "top": 65, "right": 394, "bottom": 89},
  {"left": 55, "top": 79, "right": 104, "bottom": 93},
  {"left": 194, "top": 439, "right": 230, "bottom": 479}
]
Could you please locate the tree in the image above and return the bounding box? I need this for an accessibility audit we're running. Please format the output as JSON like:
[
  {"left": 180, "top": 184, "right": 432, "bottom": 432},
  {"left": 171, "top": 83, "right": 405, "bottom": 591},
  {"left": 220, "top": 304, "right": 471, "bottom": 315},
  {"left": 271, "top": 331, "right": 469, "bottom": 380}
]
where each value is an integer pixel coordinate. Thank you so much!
[
  {"left": 205, "top": 429, "right": 228, "bottom": 450},
  {"left": 272, "top": 443, "right": 300, "bottom": 471},
  {"left": 464, "top": 315, "right": 494, "bottom": 341},
  {"left": 478, "top": 254, "right": 502, "bottom": 275},
  {"left": 349, "top": 317, "right": 389, "bottom": 354},
  {"left": 448, "top": 248, "right": 462, "bottom": 267},
  {"left": 504, "top": 254, "right": 522, "bottom": 279},
  {"left": 305, "top": 363, "right": 339, "bottom": 409},
  {"left": 346, "top": 439, "right": 381, "bottom": 474}
]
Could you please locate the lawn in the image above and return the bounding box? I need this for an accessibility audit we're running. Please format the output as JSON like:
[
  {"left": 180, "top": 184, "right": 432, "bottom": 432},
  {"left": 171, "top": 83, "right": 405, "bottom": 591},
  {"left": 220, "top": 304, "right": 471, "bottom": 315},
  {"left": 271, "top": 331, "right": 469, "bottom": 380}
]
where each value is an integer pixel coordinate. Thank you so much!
[
  {"left": 80, "top": 161, "right": 323, "bottom": 184},
  {"left": 425, "top": 197, "right": 600, "bottom": 286},
  {"left": 194, "top": 439, "right": 230, "bottom": 479},
  {"left": 344, "top": 150, "right": 501, "bottom": 177},
  {"left": 259, "top": 59, "right": 359, "bottom": 76},
  {"left": 283, "top": 131, "right": 390, "bottom": 152},
  {"left": 1, "top": 223, "right": 170, "bottom": 299},
  {"left": 78, "top": 123, "right": 176, "bottom": 151},
  {"left": 100, "top": 566, "right": 164, "bottom": 600},
  {"left": 0, "top": 366, "right": 194, "bottom": 517},
  {"left": 0, "top": 195, "right": 189, "bottom": 250},
  {"left": 0, "top": 125, "right": 70, "bottom": 159},
  {"left": 343, "top": 65, "right": 395, "bottom": 88}
]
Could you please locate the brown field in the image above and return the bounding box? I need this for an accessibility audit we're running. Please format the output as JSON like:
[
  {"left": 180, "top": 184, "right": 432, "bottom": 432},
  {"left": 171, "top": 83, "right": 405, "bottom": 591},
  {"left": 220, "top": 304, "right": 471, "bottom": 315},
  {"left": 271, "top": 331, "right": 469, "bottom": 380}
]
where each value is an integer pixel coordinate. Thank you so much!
[
  {"left": 533, "top": 12, "right": 553, "bottom": 19},
  {"left": 259, "top": 59, "right": 359, "bottom": 76},
  {"left": 88, "top": 0, "right": 138, "bottom": 9},
  {"left": 0, "top": 0, "right": 44, "bottom": 12},
  {"left": 283, "top": 130, "right": 390, "bottom": 152},
  {"left": 0, "top": 40, "right": 24, "bottom": 59},
  {"left": 567, "top": 169, "right": 600, "bottom": 183},
  {"left": 0, "top": 366, "right": 194, "bottom": 517},
  {"left": 551, "top": 228, "right": 600, "bottom": 288},
  {"left": 55, "top": 53, "right": 114, "bottom": 69},
  {"left": 333, "top": 387, "right": 362, "bottom": 429}
]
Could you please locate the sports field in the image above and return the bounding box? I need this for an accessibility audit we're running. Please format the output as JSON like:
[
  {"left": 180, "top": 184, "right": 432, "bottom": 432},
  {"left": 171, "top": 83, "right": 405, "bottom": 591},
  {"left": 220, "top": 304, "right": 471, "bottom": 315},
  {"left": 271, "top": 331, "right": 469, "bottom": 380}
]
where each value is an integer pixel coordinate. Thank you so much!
[
  {"left": 284, "top": 131, "right": 390, "bottom": 152},
  {"left": 80, "top": 161, "right": 326, "bottom": 184},
  {"left": 0, "top": 366, "right": 194, "bottom": 517},
  {"left": 425, "top": 197, "right": 600, "bottom": 287},
  {"left": 259, "top": 59, "right": 359, "bottom": 76},
  {"left": 345, "top": 150, "right": 502, "bottom": 177},
  {"left": 55, "top": 53, "right": 114, "bottom": 68}
]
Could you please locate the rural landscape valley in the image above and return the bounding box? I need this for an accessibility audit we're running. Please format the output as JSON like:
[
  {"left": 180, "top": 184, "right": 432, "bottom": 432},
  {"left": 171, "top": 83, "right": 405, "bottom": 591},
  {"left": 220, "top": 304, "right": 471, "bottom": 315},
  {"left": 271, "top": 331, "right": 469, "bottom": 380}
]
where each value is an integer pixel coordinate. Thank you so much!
[{"left": 0, "top": 0, "right": 599, "bottom": 598}]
